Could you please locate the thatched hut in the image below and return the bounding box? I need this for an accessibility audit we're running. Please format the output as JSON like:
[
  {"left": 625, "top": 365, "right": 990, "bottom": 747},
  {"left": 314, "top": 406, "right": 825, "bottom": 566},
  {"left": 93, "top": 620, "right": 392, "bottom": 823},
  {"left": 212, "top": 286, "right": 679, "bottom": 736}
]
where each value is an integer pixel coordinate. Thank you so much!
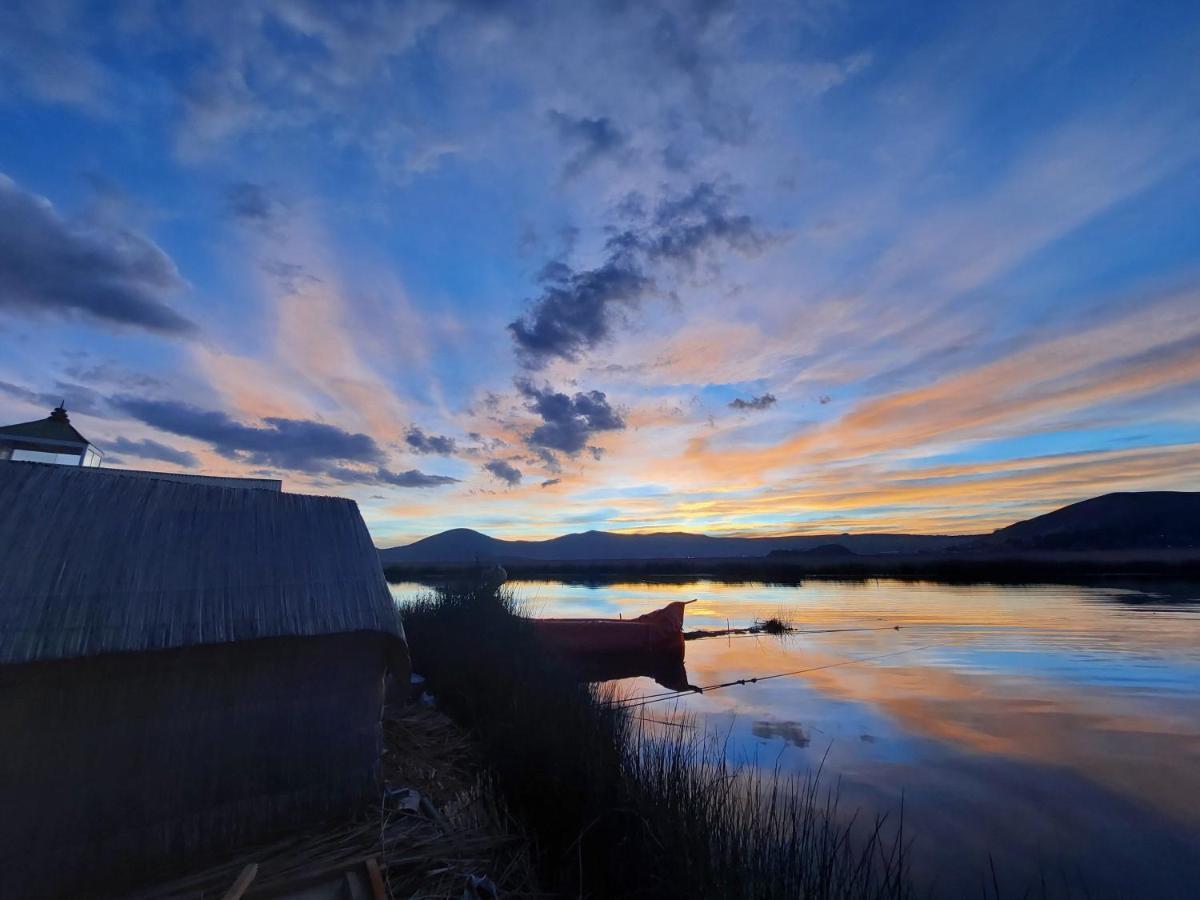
[{"left": 0, "top": 461, "right": 408, "bottom": 898}]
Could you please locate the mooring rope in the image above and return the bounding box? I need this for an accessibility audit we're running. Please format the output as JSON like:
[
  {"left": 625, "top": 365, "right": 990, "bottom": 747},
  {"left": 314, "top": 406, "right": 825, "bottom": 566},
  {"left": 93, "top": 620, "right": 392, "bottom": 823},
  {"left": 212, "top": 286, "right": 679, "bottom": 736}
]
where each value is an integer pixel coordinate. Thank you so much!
[
  {"left": 613, "top": 640, "right": 951, "bottom": 711},
  {"left": 616, "top": 622, "right": 915, "bottom": 705},
  {"left": 686, "top": 623, "right": 907, "bottom": 642}
]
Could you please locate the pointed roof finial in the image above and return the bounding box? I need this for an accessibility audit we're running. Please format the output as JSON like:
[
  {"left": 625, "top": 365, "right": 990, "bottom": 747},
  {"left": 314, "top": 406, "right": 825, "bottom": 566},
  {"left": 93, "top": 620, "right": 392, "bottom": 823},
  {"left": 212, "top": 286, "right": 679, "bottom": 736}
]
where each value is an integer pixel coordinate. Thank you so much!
[{"left": 50, "top": 403, "right": 69, "bottom": 423}]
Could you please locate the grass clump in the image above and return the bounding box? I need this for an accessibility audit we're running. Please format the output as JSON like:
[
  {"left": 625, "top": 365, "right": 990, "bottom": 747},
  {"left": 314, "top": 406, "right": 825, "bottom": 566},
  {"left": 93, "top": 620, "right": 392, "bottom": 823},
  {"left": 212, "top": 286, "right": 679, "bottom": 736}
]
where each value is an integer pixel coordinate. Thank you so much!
[
  {"left": 401, "top": 588, "right": 911, "bottom": 899},
  {"left": 753, "top": 613, "right": 795, "bottom": 635}
]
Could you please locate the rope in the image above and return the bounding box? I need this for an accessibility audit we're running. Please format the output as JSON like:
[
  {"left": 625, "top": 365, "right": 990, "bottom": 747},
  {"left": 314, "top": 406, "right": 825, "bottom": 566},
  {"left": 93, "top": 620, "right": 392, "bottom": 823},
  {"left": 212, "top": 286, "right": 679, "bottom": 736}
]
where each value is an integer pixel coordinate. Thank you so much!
[
  {"left": 621, "top": 622, "right": 916, "bottom": 705},
  {"left": 613, "top": 641, "right": 950, "bottom": 711},
  {"left": 685, "top": 624, "right": 906, "bottom": 642}
]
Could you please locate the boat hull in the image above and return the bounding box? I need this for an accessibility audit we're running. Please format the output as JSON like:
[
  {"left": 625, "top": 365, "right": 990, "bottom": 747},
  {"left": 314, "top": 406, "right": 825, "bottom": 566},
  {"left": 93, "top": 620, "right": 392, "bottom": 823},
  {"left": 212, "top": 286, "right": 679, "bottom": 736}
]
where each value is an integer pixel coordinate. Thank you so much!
[{"left": 531, "top": 600, "right": 692, "bottom": 655}]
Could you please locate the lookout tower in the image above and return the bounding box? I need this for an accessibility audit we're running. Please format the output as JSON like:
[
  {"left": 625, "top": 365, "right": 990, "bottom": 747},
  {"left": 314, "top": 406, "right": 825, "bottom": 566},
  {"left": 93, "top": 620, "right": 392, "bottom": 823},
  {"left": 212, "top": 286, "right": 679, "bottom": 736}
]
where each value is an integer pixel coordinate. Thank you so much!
[{"left": 0, "top": 403, "right": 102, "bottom": 467}]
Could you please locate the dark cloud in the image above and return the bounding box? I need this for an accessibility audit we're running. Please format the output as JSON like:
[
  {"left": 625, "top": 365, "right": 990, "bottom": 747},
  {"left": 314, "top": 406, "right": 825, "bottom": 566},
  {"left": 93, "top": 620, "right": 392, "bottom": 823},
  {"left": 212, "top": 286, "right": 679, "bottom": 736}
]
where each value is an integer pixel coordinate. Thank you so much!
[
  {"left": 405, "top": 425, "right": 457, "bottom": 455},
  {"left": 0, "top": 173, "right": 195, "bottom": 336},
  {"left": 61, "top": 362, "right": 164, "bottom": 392},
  {"left": 114, "top": 397, "right": 382, "bottom": 472},
  {"left": 646, "top": 182, "right": 770, "bottom": 268},
  {"left": 535, "top": 259, "right": 574, "bottom": 284},
  {"left": 484, "top": 459, "right": 522, "bottom": 486},
  {"left": 509, "top": 182, "right": 768, "bottom": 367},
  {"left": 729, "top": 392, "right": 776, "bottom": 411},
  {"left": 0, "top": 380, "right": 58, "bottom": 410},
  {"left": 532, "top": 445, "right": 562, "bottom": 473},
  {"left": 325, "top": 465, "right": 459, "bottom": 488},
  {"left": 548, "top": 110, "right": 631, "bottom": 178},
  {"left": 108, "top": 437, "right": 199, "bottom": 468},
  {"left": 226, "top": 182, "right": 272, "bottom": 221},
  {"left": 509, "top": 251, "right": 651, "bottom": 368},
  {"left": 259, "top": 259, "right": 321, "bottom": 294},
  {"left": 48, "top": 381, "right": 110, "bottom": 416},
  {"left": 375, "top": 467, "right": 459, "bottom": 488},
  {"left": 225, "top": 182, "right": 288, "bottom": 235},
  {"left": 0, "top": 379, "right": 110, "bottom": 418},
  {"left": 540, "top": 477, "right": 561, "bottom": 488},
  {"left": 518, "top": 380, "right": 625, "bottom": 457}
]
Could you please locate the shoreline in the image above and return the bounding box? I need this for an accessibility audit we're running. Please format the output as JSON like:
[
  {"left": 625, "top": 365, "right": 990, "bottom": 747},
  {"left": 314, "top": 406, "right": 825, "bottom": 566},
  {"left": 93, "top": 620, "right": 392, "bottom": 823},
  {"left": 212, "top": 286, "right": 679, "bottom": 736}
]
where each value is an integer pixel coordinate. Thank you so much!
[{"left": 385, "top": 549, "right": 1200, "bottom": 586}]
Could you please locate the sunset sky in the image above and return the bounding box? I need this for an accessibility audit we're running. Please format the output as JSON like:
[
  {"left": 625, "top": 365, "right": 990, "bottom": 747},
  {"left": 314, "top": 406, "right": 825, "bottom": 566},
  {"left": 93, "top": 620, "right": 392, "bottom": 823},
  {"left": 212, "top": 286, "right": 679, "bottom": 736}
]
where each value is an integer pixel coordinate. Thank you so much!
[{"left": 1, "top": 0, "right": 1198, "bottom": 545}]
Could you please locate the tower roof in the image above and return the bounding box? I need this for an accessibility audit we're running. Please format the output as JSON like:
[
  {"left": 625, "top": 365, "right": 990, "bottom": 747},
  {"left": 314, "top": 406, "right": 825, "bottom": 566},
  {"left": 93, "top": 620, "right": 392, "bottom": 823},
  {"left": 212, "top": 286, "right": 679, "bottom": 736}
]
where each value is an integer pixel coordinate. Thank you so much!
[{"left": 0, "top": 404, "right": 91, "bottom": 448}]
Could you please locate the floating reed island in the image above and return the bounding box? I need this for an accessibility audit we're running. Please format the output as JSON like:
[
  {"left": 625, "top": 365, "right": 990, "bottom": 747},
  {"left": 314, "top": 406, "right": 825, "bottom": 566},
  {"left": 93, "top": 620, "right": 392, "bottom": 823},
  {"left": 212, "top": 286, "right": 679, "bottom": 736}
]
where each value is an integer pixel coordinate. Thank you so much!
[
  {"left": 0, "top": 461, "right": 409, "bottom": 897},
  {"left": 0, "top": 454, "right": 910, "bottom": 898}
]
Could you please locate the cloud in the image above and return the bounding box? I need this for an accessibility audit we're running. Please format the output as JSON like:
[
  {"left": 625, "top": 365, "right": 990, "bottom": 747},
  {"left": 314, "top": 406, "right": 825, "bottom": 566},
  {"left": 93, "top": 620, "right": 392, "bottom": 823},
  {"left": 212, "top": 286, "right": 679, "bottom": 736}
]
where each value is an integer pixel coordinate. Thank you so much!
[
  {"left": 225, "top": 181, "right": 287, "bottom": 233},
  {"left": 108, "top": 437, "right": 199, "bottom": 468},
  {"left": 508, "top": 250, "right": 650, "bottom": 368},
  {"left": 0, "top": 173, "right": 195, "bottom": 335},
  {"left": 541, "top": 477, "right": 561, "bottom": 488},
  {"left": 325, "top": 464, "right": 459, "bottom": 488},
  {"left": 518, "top": 380, "right": 625, "bottom": 456},
  {"left": 548, "top": 110, "right": 631, "bottom": 178},
  {"left": 685, "top": 290, "right": 1200, "bottom": 483},
  {"left": 531, "top": 445, "right": 562, "bottom": 473},
  {"left": 61, "top": 362, "right": 164, "bottom": 392},
  {"left": 645, "top": 182, "right": 771, "bottom": 268},
  {"left": 484, "top": 459, "right": 522, "bottom": 486},
  {"left": 508, "top": 182, "right": 769, "bottom": 367},
  {"left": 259, "top": 259, "right": 321, "bottom": 293},
  {"left": 0, "top": 379, "right": 57, "bottom": 410},
  {"left": 375, "top": 467, "right": 459, "bottom": 488},
  {"left": 405, "top": 425, "right": 457, "bottom": 455},
  {"left": 0, "top": 378, "right": 110, "bottom": 418},
  {"left": 729, "top": 393, "right": 776, "bottom": 411},
  {"left": 0, "top": 2, "right": 108, "bottom": 109},
  {"left": 173, "top": 1, "right": 449, "bottom": 156},
  {"left": 114, "top": 397, "right": 382, "bottom": 472}
]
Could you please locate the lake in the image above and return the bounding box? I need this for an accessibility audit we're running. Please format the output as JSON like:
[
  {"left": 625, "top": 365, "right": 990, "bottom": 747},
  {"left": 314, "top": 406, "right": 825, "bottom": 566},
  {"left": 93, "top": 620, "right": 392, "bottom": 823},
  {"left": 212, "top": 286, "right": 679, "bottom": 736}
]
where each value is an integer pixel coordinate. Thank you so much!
[{"left": 390, "top": 577, "right": 1200, "bottom": 898}]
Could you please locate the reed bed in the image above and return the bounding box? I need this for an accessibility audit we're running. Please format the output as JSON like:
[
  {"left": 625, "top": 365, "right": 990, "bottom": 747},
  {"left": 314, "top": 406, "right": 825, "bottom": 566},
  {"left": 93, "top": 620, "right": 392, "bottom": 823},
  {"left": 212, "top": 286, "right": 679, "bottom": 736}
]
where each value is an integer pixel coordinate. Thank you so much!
[{"left": 401, "top": 587, "right": 911, "bottom": 899}]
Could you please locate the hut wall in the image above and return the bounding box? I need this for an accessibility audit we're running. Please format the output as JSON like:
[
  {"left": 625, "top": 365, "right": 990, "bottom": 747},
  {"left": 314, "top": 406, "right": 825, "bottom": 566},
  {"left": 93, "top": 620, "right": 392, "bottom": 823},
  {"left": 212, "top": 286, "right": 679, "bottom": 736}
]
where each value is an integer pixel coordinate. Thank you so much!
[{"left": 0, "top": 632, "right": 392, "bottom": 899}]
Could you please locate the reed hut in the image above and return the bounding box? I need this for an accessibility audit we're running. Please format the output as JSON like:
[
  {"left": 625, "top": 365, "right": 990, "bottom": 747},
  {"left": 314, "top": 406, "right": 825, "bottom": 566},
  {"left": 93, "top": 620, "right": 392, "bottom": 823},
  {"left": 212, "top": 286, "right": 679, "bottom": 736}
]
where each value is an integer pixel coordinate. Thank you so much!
[{"left": 0, "top": 461, "right": 408, "bottom": 898}]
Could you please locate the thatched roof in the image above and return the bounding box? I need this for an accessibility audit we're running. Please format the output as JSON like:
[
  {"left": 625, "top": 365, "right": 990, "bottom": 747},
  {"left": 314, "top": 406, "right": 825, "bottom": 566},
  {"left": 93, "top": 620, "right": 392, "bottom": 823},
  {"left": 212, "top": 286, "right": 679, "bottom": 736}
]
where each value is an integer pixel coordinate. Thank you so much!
[
  {"left": 0, "top": 404, "right": 90, "bottom": 447},
  {"left": 0, "top": 461, "right": 402, "bottom": 665}
]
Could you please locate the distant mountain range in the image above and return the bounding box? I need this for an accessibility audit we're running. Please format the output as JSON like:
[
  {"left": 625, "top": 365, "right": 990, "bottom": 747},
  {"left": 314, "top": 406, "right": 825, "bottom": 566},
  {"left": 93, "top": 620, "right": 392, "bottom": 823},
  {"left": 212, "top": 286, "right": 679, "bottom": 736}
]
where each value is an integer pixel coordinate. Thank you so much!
[
  {"left": 380, "top": 527, "right": 966, "bottom": 564},
  {"left": 979, "top": 492, "right": 1200, "bottom": 551},
  {"left": 379, "top": 492, "right": 1200, "bottom": 563}
]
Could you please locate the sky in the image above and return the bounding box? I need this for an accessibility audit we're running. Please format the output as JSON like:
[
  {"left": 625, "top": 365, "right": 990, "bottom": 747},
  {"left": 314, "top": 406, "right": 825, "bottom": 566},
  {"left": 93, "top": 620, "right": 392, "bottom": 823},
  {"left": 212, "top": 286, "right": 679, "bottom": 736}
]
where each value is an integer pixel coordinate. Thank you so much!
[{"left": 1, "top": 0, "right": 1198, "bottom": 546}]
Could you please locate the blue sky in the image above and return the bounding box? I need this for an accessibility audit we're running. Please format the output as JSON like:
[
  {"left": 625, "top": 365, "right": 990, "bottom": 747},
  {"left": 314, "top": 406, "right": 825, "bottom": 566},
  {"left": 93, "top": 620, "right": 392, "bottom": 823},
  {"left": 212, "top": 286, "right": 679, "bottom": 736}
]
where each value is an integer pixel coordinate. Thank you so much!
[{"left": 1, "top": 0, "right": 1198, "bottom": 544}]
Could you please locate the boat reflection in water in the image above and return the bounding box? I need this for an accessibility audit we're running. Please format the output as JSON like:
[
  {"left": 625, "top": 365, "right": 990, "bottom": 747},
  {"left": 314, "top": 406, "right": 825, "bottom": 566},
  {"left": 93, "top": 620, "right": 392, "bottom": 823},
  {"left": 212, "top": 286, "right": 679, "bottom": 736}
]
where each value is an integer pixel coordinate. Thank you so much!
[
  {"left": 560, "top": 647, "right": 699, "bottom": 693},
  {"left": 531, "top": 600, "right": 700, "bottom": 692}
]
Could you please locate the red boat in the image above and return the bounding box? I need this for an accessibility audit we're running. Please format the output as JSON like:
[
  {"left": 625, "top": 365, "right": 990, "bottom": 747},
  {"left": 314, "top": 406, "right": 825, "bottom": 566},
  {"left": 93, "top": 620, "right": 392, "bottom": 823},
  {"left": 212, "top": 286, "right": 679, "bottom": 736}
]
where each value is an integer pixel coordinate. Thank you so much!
[{"left": 531, "top": 600, "right": 694, "bottom": 655}]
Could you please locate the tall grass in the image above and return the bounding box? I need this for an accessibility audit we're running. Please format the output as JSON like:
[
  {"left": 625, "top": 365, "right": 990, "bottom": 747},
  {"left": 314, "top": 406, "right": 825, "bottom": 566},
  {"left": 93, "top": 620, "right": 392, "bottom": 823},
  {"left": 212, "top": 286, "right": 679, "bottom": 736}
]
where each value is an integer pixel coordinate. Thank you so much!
[{"left": 401, "top": 587, "right": 911, "bottom": 899}]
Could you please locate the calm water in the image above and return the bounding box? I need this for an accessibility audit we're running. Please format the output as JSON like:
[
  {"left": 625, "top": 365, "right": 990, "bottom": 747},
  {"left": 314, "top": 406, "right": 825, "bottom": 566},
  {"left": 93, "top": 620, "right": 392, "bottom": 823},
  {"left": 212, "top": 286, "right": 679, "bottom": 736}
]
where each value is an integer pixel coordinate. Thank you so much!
[{"left": 391, "top": 578, "right": 1200, "bottom": 897}]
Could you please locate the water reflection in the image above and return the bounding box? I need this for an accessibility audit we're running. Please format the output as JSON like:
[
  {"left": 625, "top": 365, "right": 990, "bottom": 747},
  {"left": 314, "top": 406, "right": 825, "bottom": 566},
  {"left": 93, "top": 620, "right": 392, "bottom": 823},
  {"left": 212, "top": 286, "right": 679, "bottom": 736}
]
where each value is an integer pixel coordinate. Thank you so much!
[
  {"left": 557, "top": 648, "right": 699, "bottom": 694},
  {"left": 391, "top": 577, "right": 1200, "bottom": 897}
]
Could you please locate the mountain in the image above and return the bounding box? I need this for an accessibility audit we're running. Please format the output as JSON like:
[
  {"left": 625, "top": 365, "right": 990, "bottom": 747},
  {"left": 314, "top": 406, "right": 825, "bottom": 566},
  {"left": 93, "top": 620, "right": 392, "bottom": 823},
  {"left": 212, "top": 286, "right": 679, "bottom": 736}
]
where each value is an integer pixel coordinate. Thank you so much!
[
  {"left": 379, "top": 492, "right": 1200, "bottom": 563},
  {"left": 379, "top": 528, "right": 966, "bottom": 564},
  {"left": 982, "top": 492, "right": 1200, "bottom": 551}
]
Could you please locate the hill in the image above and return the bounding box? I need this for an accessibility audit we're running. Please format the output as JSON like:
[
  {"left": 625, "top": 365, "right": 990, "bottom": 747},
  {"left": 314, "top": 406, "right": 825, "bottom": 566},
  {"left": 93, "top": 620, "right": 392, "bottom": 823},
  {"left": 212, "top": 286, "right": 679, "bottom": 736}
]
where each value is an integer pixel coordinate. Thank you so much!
[
  {"left": 982, "top": 492, "right": 1200, "bottom": 551},
  {"left": 379, "top": 528, "right": 966, "bottom": 564},
  {"left": 380, "top": 492, "right": 1200, "bottom": 564}
]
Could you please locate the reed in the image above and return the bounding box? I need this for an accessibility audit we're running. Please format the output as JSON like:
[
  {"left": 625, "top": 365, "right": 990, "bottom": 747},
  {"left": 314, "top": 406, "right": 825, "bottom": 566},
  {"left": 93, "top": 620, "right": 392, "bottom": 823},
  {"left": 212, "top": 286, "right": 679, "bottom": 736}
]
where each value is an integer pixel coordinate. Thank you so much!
[{"left": 401, "top": 587, "right": 911, "bottom": 899}]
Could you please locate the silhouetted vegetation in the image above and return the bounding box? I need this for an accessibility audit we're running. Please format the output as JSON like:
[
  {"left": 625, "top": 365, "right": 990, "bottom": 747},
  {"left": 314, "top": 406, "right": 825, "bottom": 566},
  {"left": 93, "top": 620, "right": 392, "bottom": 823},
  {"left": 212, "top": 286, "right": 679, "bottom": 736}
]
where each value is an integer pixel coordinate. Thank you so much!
[
  {"left": 400, "top": 588, "right": 912, "bottom": 899},
  {"left": 755, "top": 614, "right": 794, "bottom": 635}
]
